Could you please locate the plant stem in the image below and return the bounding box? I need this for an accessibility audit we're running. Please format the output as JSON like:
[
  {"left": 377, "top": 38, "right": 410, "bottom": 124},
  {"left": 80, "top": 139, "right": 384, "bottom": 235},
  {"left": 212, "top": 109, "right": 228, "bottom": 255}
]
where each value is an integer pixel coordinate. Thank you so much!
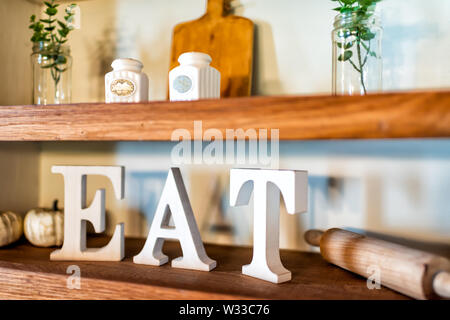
[
  {"left": 356, "top": 37, "right": 367, "bottom": 95},
  {"left": 47, "top": 0, "right": 61, "bottom": 97},
  {"left": 349, "top": 59, "right": 360, "bottom": 73}
]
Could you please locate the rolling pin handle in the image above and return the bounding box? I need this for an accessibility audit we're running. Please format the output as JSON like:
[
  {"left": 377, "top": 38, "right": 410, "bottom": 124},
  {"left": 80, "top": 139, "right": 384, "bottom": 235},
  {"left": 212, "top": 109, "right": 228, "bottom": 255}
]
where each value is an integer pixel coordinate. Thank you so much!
[
  {"left": 304, "top": 229, "right": 324, "bottom": 247},
  {"left": 433, "top": 271, "right": 450, "bottom": 299}
]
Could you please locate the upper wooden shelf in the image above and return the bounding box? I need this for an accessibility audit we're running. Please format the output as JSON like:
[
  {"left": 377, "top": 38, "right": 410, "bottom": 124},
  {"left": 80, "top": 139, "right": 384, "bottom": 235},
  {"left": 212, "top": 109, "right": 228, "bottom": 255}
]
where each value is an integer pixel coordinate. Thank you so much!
[
  {"left": 0, "top": 91, "right": 449, "bottom": 141},
  {"left": 0, "top": 236, "right": 409, "bottom": 299}
]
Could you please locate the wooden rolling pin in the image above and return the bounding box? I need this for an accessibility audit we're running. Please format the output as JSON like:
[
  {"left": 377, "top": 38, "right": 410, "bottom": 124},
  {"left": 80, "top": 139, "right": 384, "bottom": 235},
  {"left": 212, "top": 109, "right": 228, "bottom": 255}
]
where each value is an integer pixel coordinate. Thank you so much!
[{"left": 304, "top": 228, "right": 450, "bottom": 300}]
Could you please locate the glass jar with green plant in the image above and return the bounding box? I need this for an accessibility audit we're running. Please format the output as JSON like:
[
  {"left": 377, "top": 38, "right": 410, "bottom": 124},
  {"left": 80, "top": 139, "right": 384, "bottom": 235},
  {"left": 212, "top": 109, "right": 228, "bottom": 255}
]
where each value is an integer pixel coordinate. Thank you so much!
[
  {"left": 29, "top": 1, "right": 76, "bottom": 104},
  {"left": 331, "top": 0, "right": 382, "bottom": 95}
]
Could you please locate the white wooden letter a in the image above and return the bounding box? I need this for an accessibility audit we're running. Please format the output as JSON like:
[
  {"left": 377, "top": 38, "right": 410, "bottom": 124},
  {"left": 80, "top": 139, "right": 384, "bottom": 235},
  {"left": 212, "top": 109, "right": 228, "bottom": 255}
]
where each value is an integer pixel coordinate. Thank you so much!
[
  {"left": 134, "top": 168, "right": 216, "bottom": 271},
  {"left": 50, "top": 166, "right": 125, "bottom": 261},
  {"left": 230, "top": 168, "right": 308, "bottom": 283}
]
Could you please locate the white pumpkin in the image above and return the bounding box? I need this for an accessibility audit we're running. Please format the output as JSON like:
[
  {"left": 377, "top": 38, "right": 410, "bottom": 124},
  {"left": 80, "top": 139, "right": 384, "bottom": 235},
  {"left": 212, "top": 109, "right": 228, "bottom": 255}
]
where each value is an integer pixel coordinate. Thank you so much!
[
  {"left": 0, "top": 211, "right": 23, "bottom": 247},
  {"left": 24, "top": 201, "right": 64, "bottom": 247}
]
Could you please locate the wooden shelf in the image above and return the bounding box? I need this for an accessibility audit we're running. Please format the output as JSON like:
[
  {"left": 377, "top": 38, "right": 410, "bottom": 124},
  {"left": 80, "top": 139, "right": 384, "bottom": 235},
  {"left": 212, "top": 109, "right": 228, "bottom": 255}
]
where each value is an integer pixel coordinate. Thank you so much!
[
  {"left": 0, "top": 91, "right": 449, "bottom": 141},
  {"left": 0, "top": 236, "right": 410, "bottom": 300}
]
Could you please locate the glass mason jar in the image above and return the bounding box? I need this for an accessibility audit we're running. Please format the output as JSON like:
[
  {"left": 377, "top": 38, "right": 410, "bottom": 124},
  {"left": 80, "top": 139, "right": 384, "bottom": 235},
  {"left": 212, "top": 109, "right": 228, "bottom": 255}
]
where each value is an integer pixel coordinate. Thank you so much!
[
  {"left": 31, "top": 42, "right": 72, "bottom": 104},
  {"left": 332, "top": 11, "right": 382, "bottom": 95}
]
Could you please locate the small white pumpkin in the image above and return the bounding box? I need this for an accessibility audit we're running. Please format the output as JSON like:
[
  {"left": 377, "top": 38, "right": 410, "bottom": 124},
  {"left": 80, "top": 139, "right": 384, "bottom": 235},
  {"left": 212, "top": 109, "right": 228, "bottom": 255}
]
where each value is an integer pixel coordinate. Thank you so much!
[
  {"left": 0, "top": 211, "right": 23, "bottom": 247},
  {"left": 24, "top": 200, "right": 64, "bottom": 247}
]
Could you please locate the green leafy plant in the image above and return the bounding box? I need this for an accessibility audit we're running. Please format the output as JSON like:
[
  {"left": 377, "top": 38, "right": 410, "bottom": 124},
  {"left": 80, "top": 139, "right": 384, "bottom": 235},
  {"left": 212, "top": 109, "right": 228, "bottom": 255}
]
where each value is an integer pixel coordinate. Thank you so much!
[
  {"left": 332, "top": 0, "right": 381, "bottom": 94},
  {"left": 29, "top": 1, "right": 76, "bottom": 88}
]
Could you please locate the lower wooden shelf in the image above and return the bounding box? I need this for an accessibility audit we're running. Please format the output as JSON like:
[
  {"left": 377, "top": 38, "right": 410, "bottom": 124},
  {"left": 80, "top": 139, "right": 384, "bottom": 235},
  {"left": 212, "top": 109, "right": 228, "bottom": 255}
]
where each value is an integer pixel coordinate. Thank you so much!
[{"left": 0, "top": 236, "right": 409, "bottom": 300}]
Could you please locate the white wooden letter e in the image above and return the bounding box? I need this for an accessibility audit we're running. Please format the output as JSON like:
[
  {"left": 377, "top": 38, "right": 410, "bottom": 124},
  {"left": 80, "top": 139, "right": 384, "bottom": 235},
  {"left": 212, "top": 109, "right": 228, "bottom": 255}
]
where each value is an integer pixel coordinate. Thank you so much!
[
  {"left": 134, "top": 168, "right": 216, "bottom": 271},
  {"left": 50, "top": 166, "right": 125, "bottom": 261}
]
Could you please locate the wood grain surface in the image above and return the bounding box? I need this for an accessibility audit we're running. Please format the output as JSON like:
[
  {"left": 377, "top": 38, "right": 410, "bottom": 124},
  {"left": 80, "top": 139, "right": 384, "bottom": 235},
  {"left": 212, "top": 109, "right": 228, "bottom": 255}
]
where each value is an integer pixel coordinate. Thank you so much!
[
  {"left": 170, "top": 0, "right": 254, "bottom": 97},
  {"left": 0, "top": 236, "right": 409, "bottom": 300},
  {"left": 0, "top": 91, "right": 449, "bottom": 141}
]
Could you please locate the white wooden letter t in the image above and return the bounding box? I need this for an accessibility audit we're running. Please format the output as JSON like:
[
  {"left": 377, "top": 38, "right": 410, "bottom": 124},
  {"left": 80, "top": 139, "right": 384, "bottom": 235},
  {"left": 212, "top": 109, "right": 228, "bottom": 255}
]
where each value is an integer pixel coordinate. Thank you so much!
[
  {"left": 230, "top": 168, "right": 308, "bottom": 283},
  {"left": 50, "top": 166, "right": 125, "bottom": 261},
  {"left": 134, "top": 168, "right": 216, "bottom": 271}
]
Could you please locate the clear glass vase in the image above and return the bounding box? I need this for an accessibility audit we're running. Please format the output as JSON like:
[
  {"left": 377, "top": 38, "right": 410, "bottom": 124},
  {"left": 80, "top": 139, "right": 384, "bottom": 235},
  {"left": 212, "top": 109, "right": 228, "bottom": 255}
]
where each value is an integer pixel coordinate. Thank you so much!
[
  {"left": 332, "top": 11, "right": 382, "bottom": 95},
  {"left": 31, "top": 42, "right": 72, "bottom": 104}
]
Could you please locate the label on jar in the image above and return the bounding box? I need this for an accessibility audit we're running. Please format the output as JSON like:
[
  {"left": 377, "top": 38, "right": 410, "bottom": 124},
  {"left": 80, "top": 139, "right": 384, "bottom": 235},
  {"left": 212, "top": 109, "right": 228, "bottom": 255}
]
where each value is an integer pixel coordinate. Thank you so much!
[
  {"left": 173, "top": 75, "right": 193, "bottom": 94},
  {"left": 110, "top": 79, "right": 136, "bottom": 97}
]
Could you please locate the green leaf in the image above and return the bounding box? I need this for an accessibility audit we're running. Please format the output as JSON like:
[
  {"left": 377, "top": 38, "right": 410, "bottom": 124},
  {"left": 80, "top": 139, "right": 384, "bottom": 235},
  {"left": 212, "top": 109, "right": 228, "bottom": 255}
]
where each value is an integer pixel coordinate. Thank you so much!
[
  {"left": 45, "top": 7, "right": 58, "bottom": 16},
  {"left": 45, "top": 26, "right": 55, "bottom": 31},
  {"left": 341, "top": 7, "right": 354, "bottom": 13},
  {"left": 57, "top": 20, "right": 67, "bottom": 29},
  {"left": 33, "top": 24, "right": 44, "bottom": 32},
  {"left": 360, "top": 31, "right": 375, "bottom": 41},
  {"left": 338, "top": 50, "right": 353, "bottom": 62},
  {"left": 30, "top": 15, "right": 36, "bottom": 23},
  {"left": 58, "top": 29, "right": 69, "bottom": 38},
  {"left": 55, "top": 55, "right": 67, "bottom": 64},
  {"left": 337, "top": 41, "right": 353, "bottom": 50},
  {"left": 44, "top": 1, "right": 54, "bottom": 8},
  {"left": 359, "top": 0, "right": 375, "bottom": 6},
  {"left": 40, "top": 19, "right": 55, "bottom": 24}
]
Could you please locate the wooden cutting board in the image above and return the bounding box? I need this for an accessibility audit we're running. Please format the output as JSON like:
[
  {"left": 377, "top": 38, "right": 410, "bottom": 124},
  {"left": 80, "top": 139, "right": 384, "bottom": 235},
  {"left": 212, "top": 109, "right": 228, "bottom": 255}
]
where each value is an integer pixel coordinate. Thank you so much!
[{"left": 169, "top": 0, "right": 254, "bottom": 98}]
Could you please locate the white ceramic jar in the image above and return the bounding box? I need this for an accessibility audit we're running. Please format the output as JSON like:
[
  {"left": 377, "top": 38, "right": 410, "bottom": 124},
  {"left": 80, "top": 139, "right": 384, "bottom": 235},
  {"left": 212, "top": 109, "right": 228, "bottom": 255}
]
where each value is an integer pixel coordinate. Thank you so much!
[
  {"left": 169, "top": 52, "right": 220, "bottom": 101},
  {"left": 105, "top": 58, "right": 149, "bottom": 103}
]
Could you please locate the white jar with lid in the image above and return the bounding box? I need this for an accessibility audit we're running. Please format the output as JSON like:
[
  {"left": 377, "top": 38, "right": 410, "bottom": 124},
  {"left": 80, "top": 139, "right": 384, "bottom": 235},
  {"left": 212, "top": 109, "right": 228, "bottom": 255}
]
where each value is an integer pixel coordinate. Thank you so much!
[
  {"left": 169, "top": 52, "right": 220, "bottom": 101},
  {"left": 105, "top": 58, "right": 149, "bottom": 103}
]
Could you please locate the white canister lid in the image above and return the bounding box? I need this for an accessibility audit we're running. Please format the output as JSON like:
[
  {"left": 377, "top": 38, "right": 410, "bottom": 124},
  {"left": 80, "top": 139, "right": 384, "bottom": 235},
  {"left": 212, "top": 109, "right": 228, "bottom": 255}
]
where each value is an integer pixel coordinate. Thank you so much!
[
  {"left": 178, "top": 52, "right": 212, "bottom": 66},
  {"left": 111, "top": 58, "right": 144, "bottom": 72}
]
